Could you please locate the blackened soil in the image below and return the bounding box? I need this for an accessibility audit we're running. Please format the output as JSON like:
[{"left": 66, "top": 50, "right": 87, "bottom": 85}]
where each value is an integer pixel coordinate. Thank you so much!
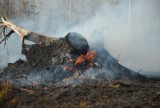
[
  {"left": 0, "top": 79, "right": 160, "bottom": 108},
  {"left": 0, "top": 35, "right": 159, "bottom": 108}
]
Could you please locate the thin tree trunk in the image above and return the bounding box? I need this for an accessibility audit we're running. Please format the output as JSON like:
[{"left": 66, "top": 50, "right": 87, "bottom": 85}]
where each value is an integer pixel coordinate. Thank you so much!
[
  {"left": 128, "top": 0, "right": 131, "bottom": 37},
  {"left": 69, "top": 0, "right": 72, "bottom": 19},
  {"left": 83, "top": 0, "right": 85, "bottom": 23}
]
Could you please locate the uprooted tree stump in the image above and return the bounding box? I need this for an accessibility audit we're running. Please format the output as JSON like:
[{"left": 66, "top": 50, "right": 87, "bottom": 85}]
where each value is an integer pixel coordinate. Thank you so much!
[
  {"left": 0, "top": 31, "right": 147, "bottom": 85},
  {"left": 22, "top": 32, "right": 89, "bottom": 68},
  {"left": 0, "top": 17, "right": 147, "bottom": 85}
]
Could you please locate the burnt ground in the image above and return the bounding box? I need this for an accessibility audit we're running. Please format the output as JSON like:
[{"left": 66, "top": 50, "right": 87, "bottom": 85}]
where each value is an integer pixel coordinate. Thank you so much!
[
  {"left": 0, "top": 79, "right": 160, "bottom": 108},
  {"left": 0, "top": 33, "right": 160, "bottom": 107}
]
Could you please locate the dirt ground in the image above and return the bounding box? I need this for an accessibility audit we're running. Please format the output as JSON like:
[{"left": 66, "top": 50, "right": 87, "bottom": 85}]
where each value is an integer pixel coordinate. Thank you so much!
[
  {"left": 0, "top": 35, "right": 160, "bottom": 108},
  {"left": 0, "top": 79, "right": 160, "bottom": 108}
]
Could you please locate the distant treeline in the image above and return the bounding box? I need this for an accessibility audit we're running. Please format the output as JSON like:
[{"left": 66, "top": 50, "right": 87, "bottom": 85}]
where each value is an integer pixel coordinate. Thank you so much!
[{"left": 0, "top": 0, "right": 36, "bottom": 18}]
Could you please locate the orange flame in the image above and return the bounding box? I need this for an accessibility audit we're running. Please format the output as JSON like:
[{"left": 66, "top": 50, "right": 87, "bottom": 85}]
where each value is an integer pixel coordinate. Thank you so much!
[{"left": 75, "top": 51, "right": 96, "bottom": 66}]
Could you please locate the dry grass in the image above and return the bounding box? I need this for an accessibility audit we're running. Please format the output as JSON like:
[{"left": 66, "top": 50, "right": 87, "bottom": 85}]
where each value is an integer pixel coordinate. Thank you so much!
[
  {"left": 0, "top": 80, "right": 160, "bottom": 107},
  {"left": 79, "top": 100, "right": 89, "bottom": 108},
  {"left": 0, "top": 82, "right": 12, "bottom": 102},
  {"left": 108, "top": 82, "right": 121, "bottom": 88}
]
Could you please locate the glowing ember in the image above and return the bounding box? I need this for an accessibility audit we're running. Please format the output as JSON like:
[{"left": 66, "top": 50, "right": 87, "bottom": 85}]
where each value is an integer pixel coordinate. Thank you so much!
[
  {"left": 75, "top": 51, "right": 96, "bottom": 66},
  {"left": 67, "top": 58, "right": 74, "bottom": 62},
  {"left": 63, "top": 66, "right": 74, "bottom": 71}
]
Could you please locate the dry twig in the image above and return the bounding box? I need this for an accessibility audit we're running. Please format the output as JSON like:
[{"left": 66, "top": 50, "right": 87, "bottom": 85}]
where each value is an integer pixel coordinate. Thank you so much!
[{"left": 18, "top": 87, "right": 38, "bottom": 95}]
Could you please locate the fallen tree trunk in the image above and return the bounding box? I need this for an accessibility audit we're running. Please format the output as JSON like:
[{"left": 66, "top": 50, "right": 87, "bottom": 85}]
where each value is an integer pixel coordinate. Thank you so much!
[
  {"left": 0, "top": 17, "right": 89, "bottom": 54},
  {"left": 0, "top": 17, "right": 58, "bottom": 44}
]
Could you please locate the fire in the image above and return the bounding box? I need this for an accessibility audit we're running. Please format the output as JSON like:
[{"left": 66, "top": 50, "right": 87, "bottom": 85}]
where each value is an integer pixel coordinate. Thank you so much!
[
  {"left": 75, "top": 51, "right": 96, "bottom": 66},
  {"left": 63, "top": 51, "right": 96, "bottom": 71}
]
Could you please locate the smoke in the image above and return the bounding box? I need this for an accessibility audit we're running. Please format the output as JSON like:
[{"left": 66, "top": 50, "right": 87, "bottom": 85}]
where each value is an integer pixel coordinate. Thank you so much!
[
  {"left": 0, "top": 0, "right": 160, "bottom": 75},
  {"left": 15, "top": 70, "right": 55, "bottom": 86},
  {"left": 82, "top": 0, "right": 160, "bottom": 74},
  {"left": 63, "top": 0, "right": 160, "bottom": 74},
  {"left": 0, "top": 34, "right": 25, "bottom": 68}
]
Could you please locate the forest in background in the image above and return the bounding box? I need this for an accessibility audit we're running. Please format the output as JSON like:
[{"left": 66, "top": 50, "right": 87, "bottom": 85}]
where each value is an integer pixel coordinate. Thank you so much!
[
  {"left": 0, "top": 0, "right": 120, "bottom": 24},
  {"left": 0, "top": 0, "right": 36, "bottom": 18}
]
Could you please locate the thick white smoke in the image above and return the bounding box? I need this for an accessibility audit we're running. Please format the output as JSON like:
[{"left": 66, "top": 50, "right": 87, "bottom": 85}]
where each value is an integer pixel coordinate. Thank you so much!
[{"left": 0, "top": 0, "right": 160, "bottom": 76}]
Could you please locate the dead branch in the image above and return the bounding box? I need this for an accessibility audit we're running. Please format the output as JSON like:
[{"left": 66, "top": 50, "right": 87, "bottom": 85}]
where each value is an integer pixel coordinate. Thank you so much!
[{"left": 0, "top": 17, "right": 59, "bottom": 46}]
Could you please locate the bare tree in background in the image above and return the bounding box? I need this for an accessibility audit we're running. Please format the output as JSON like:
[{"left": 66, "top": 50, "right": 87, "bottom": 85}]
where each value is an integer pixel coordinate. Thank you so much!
[
  {"left": 69, "top": 0, "right": 72, "bottom": 19},
  {"left": 0, "top": 0, "right": 37, "bottom": 47},
  {"left": 0, "top": 0, "right": 36, "bottom": 18}
]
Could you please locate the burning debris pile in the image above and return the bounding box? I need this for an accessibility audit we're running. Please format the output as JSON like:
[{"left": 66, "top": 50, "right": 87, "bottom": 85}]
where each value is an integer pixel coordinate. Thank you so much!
[{"left": 0, "top": 17, "right": 146, "bottom": 86}]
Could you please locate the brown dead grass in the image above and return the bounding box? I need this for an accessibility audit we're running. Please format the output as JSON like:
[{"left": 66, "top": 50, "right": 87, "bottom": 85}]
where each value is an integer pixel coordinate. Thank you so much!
[
  {"left": 0, "top": 82, "right": 12, "bottom": 102},
  {"left": 0, "top": 80, "right": 160, "bottom": 107}
]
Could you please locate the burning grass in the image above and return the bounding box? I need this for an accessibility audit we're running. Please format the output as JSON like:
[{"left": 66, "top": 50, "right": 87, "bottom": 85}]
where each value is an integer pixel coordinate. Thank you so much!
[{"left": 75, "top": 50, "right": 96, "bottom": 66}]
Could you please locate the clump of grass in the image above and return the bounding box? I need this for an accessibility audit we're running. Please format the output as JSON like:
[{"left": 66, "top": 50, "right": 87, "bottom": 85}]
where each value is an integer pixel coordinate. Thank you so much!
[
  {"left": 156, "top": 91, "right": 160, "bottom": 95},
  {"left": 0, "top": 82, "right": 12, "bottom": 102},
  {"left": 100, "top": 95, "right": 108, "bottom": 100},
  {"left": 79, "top": 100, "right": 89, "bottom": 108},
  {"left": 108, "top": 82, "right": 121, "bottom": 88}
]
